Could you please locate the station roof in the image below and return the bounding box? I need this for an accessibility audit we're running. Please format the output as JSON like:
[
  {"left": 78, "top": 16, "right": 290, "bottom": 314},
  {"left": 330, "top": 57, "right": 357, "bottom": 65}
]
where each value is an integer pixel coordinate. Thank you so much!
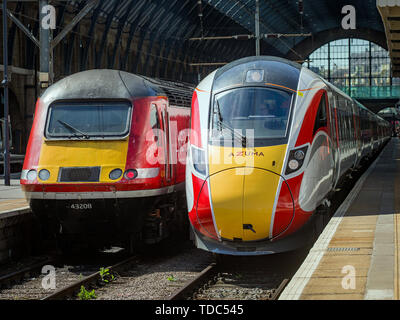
[
  {"left": 206, "top": 0, "right": 385, "bottom": 55},
  {"left": 65, "top": 0, "right": 385, "bottom": 61}
]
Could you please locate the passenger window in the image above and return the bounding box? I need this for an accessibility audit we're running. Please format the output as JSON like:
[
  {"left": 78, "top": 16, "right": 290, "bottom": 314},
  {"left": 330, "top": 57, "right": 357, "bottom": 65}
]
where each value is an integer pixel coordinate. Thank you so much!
[{"left": 313, "top": 93, "right": 328, "bottom": 134}]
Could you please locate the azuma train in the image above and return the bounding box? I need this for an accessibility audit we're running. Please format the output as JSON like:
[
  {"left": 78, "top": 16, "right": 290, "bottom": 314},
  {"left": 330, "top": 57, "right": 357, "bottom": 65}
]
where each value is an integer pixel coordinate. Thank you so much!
[
  {"left": 21, "top": 69, "right": 193, "bottom": 252},
  {"left": 186, "top": 56, "right": 391, "bottom": 255}
]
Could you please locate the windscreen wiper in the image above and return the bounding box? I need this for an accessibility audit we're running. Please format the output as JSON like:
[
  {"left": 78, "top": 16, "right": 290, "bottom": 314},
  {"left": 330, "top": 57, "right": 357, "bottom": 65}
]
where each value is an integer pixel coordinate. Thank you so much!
[
  {"left": 215, "top": 100, "right": 247, "bottom": 147},
  {"left": 57, "top": 120, "right": 90, "bottom": 139}
]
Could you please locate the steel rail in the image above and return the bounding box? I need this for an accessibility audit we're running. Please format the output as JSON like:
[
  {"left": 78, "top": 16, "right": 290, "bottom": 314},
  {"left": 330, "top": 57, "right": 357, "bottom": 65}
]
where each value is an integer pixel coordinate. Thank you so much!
[
  {"left": 0, "top": 257, "right": 55, "bottom": 287},
  {"left": 168, "top": 263, "right": 218, "bottom": 300},
  {"left": 168, "top": 263, "right": 290, "bottom": 301},
  {"left": 42, "top": 255, "right": 137, "bottom": 300},
  {"left": 269, "top": 278, "right": 289, "bottom": 300}
]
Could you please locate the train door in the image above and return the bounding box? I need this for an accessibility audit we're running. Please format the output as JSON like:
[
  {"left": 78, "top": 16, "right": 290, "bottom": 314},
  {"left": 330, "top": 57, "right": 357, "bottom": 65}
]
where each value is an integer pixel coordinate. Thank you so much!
[
  {"left": 327, "top": 91, "right": 339, "bottom": 188},
  {"left": 166, "top": 105, "right": 175, "bottom": 185},
  {"left": 160, "top": 104, "right": 174, "bottom": 185},
  {"left": 160, "top": 106, "right": 170, "bottom": 184},
  {"left": 332, "top": 94, "right": 341, "bottom": 188}
]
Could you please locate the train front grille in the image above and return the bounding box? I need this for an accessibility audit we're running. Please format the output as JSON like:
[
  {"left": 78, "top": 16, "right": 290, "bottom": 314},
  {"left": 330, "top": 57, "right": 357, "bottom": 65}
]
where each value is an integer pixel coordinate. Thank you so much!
[{"left": 58, "top": 167, "right": 101, "bottom": 182}]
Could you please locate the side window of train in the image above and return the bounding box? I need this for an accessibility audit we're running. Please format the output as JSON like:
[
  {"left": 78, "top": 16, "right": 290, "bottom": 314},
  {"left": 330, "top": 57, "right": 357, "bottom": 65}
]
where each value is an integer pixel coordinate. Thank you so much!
[{"left": 313, "top": 92, "right": 328, "bottom": 135}]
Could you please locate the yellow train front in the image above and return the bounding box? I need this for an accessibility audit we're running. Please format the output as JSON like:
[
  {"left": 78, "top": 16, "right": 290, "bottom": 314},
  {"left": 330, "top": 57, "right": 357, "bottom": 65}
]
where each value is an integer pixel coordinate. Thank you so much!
[
  {"left": 21, "top": 69, "right": 192, "bottom": 252},
  {"left": 186, "top": 56, "right": 390, "bottom": 255}
]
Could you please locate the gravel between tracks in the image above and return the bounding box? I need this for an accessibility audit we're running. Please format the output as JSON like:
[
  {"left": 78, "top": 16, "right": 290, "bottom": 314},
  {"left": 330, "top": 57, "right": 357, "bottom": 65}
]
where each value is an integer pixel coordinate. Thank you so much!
[
  {"left": 0, "top": 264, "right": 99, "bottom": 300},
  {"left": 94, "top": 248, "right": 214, "bottom": 300}
]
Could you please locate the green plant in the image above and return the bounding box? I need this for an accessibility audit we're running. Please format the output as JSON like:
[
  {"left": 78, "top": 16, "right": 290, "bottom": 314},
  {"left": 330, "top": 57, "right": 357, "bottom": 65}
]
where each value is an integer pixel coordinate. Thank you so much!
[
  {"left": 167, "top": 275, "right": 176, "bottom": 282},
  {"left": 99, "top": 267, "right": 115, "bottom": 284},
  {"left": 77, "top": 286, "right": 96, "bottom": 300}
]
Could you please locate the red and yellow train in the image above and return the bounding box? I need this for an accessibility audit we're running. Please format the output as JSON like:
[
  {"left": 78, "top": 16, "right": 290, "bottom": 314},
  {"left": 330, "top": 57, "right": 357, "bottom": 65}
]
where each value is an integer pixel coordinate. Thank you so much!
[
  {"left": 186, "top": 56, "right": 391, "bottom": 255},
  {"left": 21, "top": 69, "right": 193, "bottom": 251}
]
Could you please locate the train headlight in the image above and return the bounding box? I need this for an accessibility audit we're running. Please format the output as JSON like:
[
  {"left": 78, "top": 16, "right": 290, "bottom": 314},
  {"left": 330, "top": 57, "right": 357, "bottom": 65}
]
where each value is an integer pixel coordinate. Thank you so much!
[
  {"left": 27, "top": 169, "right": 37, "bottom": 181},
  {"left": 294, "top": 150, "right": 305, "bottom": 161},
  {"left": 191, "top": 146, "right": 206, "bottom": 176},
  {"left": 285, "top": 146, "right": 308, "bottom": 175},
  {"left": 109, "top": 168, "right": 123, "bottom": 180},
  {"left": 245, "top": 69, "right": 264, "bottom": 83},
  {"left": 124, "top": 169, "right": 138, "bottom": 180},
  {"left": 38, "top": 169, "right": 50, "bottom": 181},
  {"left": 288, "top": 159, "right": 299, "bottom": 171}
]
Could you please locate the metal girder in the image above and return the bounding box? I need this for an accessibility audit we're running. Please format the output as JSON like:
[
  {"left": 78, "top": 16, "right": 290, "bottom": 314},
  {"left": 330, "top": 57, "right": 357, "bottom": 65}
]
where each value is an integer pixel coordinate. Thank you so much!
[
  {"left": 150, "top": 40, "right": 164, "bottom": 77},
  {"left": 119, "top": 1, "right": 148, "bottom": 70},
  {"left": 53, "top": 1, "right": 67, "bottom": 38},
  {"left": 108, "top": 0, "right": 135, "bottom": 69},
  {"left": 7, "top": 1, "right": 22, "bottom": 65},
  {"left": 80, "top": 1, "right": 102, "bottom": 70},
  {"left": 95, "top": 0, "right": 121, "bottom": 69},
  {"left": 142, "top": 0, "right": 181, "bottom": 76},
  {"left": 130, "top": 3, "right": 161, "bottom": 73},
  {"left": 51, "top": 0, "right": 99, "bottom": 50},
  {"left": 23, "top": 5, "right": 38, "bottom": 69},
  {"left": 64, "top": 1, "right": 86, "bottom": 74},
  {"left": 4, "top": 8, "right": 39, "bottom": 47},
  {"left": 168, "top": 24, "right": 197, "bottom": 80},
  {"left": 153, "top": 0, "right": 193, "bottom": 77},
  {"left": 136, "top": 3, "right": 169, "bottom": 74},
  {"left": 130, "top": 28, "right": 146, "bottom": 74}
]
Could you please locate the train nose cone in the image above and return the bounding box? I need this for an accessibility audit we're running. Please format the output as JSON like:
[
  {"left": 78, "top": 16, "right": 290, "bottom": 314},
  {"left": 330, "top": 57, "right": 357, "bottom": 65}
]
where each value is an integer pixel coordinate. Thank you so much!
[{"left": 208, "top": 167, "right": 294, "bottom": 241}]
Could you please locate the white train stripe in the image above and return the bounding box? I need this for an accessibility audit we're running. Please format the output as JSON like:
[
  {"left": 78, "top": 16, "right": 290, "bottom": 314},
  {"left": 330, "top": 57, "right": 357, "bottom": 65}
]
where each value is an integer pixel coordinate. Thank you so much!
[{"left": 25, "top": 182, "right": 184, "bottom": 200}]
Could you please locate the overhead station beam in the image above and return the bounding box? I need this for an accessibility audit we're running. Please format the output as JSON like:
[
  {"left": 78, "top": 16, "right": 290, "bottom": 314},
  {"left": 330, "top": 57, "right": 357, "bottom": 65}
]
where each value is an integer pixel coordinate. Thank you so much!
[{"left": 377, "top": 0, "right": 400, "bottom": 77}]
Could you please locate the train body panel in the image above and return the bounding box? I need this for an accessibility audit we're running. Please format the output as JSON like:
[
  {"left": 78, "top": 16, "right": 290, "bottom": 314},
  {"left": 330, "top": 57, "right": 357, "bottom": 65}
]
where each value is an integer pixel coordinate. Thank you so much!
[{"left": 186, "top": 56, "right": 391, "bottom": 255}]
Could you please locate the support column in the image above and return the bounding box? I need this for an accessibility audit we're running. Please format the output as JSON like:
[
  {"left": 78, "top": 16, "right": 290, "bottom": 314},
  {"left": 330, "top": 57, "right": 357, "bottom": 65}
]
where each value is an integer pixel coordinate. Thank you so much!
[
  {"left": 2, "top": 0, "right": 10, "bottom": 186},
  {"left": 255, "top": 0, "right": 260, "bottom": 56},
  {"left": 39, "top": 0, "right": 52, "bottom": 88}
]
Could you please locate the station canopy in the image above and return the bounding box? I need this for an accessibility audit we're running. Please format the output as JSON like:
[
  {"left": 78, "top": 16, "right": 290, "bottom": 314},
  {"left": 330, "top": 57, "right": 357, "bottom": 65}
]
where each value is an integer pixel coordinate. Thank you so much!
[{"left": 66, "top": 0, "right": 385, "bottom": 59}]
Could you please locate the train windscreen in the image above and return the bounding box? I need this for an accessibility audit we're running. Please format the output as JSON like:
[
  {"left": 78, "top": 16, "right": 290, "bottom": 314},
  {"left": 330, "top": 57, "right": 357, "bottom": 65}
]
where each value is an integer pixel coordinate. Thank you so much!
[
  {"left": 210, "top": 87, "right": 293, "bottom": 146},
  {"left": 45, "top": 101, "right": 132, "bottom": 139}
]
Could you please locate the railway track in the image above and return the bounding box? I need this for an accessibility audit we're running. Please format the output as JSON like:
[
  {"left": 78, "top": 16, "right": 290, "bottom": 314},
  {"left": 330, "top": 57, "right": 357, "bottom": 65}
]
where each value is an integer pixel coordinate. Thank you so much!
[
  {"left": 42, "top": 255, "right": 138, "bottom": 300},
  {"left": 0, "top": 256, "right": 55, "bottom": 290},
  {"left": 0, "top": 252, "right": 139, "bottom": 300},
  {"left": 0, "top": 243, "right": 214, "bottom": 300},
  {"left": 168, "top": 251, "right": 306, "bottom": 300}
]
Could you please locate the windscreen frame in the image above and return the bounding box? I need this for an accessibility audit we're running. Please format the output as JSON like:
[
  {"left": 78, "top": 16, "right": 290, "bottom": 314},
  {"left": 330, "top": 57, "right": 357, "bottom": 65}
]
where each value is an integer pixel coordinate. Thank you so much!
[{"left": 44, "top": 99, "right": 133, "bottom": 140}]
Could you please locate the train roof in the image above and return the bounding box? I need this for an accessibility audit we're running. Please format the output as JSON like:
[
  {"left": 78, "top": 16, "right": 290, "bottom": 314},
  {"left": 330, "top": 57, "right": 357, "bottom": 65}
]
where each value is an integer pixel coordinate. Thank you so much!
[
  {"left": 40, "top": 69, "right": 194, "bottom": 107},
  {"left": 212, "top": 56, "right": 301, "bottom": 93}
]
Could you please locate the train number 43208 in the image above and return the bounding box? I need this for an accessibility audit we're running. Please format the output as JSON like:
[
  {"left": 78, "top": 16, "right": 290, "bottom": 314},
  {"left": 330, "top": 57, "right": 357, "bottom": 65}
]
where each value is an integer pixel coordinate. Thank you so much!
[{"left": 70, "top": 203, "right": 92, "bottom": 210}]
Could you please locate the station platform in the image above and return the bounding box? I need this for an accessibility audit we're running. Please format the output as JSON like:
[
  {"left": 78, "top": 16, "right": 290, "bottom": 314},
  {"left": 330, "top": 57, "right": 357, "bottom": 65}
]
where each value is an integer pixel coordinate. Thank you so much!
[
  {"left": 280, "top": 138, "right": 400, "bottom": 300},
  {"left": 0, "top": 180, "right": 28, "bottom": 216}
]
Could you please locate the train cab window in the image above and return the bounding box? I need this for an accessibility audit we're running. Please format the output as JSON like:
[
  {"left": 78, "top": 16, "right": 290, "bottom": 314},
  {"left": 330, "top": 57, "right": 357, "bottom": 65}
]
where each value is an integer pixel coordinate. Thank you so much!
[
  {"left": 46, "top": 101, "right": 132, "bottom": 139},
  {"left": 313, "top": 93, "right": 327, "bottom": 134},
  {"left": 210, "top": 87, "right": 293, "bottom": 146}
]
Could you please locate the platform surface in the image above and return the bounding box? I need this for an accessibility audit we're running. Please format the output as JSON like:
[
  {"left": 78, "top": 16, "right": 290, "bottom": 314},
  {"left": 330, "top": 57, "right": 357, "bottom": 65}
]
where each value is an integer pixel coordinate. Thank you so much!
[
  {"left": 0, "top": 180, "right": 28, "bottom": 216},
  {"left": 280, "top": 138, "right": 400, "bottom": 300}
]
